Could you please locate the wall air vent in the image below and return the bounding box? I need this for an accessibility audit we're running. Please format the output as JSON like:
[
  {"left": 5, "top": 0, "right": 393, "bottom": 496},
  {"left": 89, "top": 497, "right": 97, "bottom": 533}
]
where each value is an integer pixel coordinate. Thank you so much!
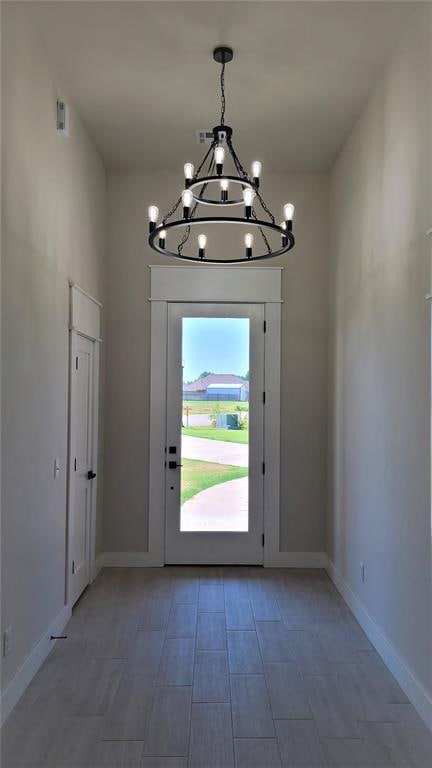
[{"left": 195, "top": 129, "right": 214, "bottom": 146}]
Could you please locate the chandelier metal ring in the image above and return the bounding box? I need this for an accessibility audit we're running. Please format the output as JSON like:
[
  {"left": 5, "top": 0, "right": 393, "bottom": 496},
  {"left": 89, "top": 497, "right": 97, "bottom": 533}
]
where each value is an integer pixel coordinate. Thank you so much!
[
  {"left": 148, "top": 45, "right": 296, "bottom": 264},
  {"left": 149, "top": 217, "right": 295, "bottom": 264},
  {"left": 188, "top": 176, "right": 254, "bottom": 206}
]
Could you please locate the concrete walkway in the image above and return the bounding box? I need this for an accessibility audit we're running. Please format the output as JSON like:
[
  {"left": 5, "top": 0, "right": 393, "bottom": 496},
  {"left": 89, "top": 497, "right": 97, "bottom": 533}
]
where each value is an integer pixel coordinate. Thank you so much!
[
  {"left": 181, "top": 435, "right": 248, "bottom": 467},
  {"left": 181, "top": 476, "right": 248, "bottom": 531}
]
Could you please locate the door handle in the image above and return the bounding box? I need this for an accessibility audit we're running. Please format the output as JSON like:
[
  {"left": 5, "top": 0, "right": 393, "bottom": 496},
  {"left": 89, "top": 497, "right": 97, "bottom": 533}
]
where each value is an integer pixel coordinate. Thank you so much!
[
  {"left": 87, "top": 471, "right": 97, "bottom": 480},
  {"left": 168, "top": 461, "right": 183, "bottom": 469}
]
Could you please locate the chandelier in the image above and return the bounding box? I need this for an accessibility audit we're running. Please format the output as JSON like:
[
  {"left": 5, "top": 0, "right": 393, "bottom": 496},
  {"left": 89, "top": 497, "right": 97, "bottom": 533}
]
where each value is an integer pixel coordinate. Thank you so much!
[{"left": 148, "top": 46, "right": 295, "bottom": 263}]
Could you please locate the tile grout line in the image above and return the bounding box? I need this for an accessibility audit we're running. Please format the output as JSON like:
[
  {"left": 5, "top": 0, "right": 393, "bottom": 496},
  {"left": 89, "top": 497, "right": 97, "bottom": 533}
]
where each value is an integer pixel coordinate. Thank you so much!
[
  {"left": 133, "top": 578, "right": 169, "bottom": 761},
  {"left": 255, "top": 579, "right": 285, "bottom": 765},
  {"left": 223, "top": 582, "right": 236, "bottom": 767},
  {"left": 187, "top": 600, "right": 199, "bottom": 763}
]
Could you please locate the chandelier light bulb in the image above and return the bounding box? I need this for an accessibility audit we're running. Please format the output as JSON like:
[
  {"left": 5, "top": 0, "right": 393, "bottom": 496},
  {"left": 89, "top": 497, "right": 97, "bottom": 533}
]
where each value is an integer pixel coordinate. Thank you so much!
[
  {"left": 283, "top": 203, "right": 295, "bottom": 221},
  {"left": 280, "top": 222, "right": 288, "bottom": 246},
  {"left": 182, "top": 189, "right": 193, "bottom": 207},
  {"left": 251, "top": 161, "right": 262, "bottom": 188},
  {"left": 244, "top": 232, "right": 253, "bottom": 259},
  {"left": 182, "top": 189, "right": 193, "bottom": 218},
  {"left": 148, "top": 205, "right": 159, "bottom": 232},
  {"left": 184, "top": 163, "right": 194, "bottom": 187},
  {"left": 243, "top": 187, "right": 255, "bottom": 218},
  {"left": 198, "top": 233, "right": 207, "bottom": 259},
  {"left": 243, "top": 188, "right": 255, "bottom": 206},
  {"left": 214, "top": 145, "right": 225, "bottom": 176},
  {"left": 159, "top": 230, "right": 167, "bottom": 248},
  {"left": 283, "top": 203, "right": 295, "bottom": 232},
  {"left": 214, "top": 146, "right": 225, "bottom": 164},
  {"left": 220, "top": 178, "right": 229, "bottom": 202}
]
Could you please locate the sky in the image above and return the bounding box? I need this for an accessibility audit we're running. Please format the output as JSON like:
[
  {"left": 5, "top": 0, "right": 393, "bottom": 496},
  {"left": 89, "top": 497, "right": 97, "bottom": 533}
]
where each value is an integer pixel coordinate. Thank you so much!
[{"left": 182, "top": 317, "right": 249, "bottom": 383}]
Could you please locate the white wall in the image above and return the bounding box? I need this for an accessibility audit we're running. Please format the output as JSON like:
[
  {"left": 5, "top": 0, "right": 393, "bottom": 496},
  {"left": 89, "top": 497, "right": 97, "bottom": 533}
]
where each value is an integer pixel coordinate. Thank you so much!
[
  {"left": 328, "top": 3, "right": 432, "bottom": 710},
  {"left": 104, "top": 171, "right": 329, "bottom": 554},
  {"left": 1, "top": 4, "right": 107, "bottom": 693}
]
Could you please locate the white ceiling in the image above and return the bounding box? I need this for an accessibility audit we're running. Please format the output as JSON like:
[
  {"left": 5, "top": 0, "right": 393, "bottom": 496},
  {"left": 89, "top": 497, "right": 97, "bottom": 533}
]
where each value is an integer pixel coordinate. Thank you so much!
[{"left": 26, "top": 1, "right": 417, "bottom": 172}]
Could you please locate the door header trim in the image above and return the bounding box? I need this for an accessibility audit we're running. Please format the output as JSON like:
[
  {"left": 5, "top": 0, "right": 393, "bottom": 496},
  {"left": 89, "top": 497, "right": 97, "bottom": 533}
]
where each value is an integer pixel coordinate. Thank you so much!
[{"left": 149, "top": 265, "right": 282, "bottom": 303}]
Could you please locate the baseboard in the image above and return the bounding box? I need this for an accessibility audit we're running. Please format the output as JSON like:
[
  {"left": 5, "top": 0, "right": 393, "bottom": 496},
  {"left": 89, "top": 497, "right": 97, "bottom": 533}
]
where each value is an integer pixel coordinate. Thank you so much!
[
  {"left": 100, "top": 551, "right": 163, "bottom": 567},
  {"left": 91, "top": 553, "right": 105, "bottom": 581},
  {"left": 325, "top": 556, "right": 432, "bottom": 733},
  {"left": 0, "top": 602, "right": 71, "bottom": 726},
  {"left": 100, "top": 551, "right": 327, "bottom": 569},
  {"left": 265, "top": 551, "right": 328, "bottom": 568}
]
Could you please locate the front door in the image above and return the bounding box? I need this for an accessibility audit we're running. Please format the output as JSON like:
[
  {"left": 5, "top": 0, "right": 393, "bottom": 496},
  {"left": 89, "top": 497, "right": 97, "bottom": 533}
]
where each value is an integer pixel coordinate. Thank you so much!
[{"left": 165, "top": 303, "right": 264, "bottom": 564}]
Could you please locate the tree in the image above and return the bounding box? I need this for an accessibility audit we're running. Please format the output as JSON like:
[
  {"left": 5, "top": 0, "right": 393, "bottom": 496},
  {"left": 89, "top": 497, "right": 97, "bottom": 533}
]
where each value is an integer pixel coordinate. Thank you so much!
[
  {"left": 198, "top": 371, "right": 214, "bottom": 380},
  {"left": 240, "top": 371, "right": 250, "bottom": 381}
]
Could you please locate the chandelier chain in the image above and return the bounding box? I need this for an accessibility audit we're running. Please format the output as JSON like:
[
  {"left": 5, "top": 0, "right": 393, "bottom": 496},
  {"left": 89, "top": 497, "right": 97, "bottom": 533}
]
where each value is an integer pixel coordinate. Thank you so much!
[
  {"left": 251, "top": 209, "right": 272, "bottom": 255},
  {"left": 220, "top": 62, "right": 226, "bottom": 125},
  {"left": 162, "top": 195, "right": 182, "bottom": 227},
  {"left": 255, "top": 189, "right": 276, "bottom": 225},
  {"left": 177, "top": 225, "right": 191, "bottom": 254},
  {"left": 226, "top": 136, "right": 248, "bottom": 180},
  {"left": 195, "top": 140, "right": 217, "bottom": 178}
]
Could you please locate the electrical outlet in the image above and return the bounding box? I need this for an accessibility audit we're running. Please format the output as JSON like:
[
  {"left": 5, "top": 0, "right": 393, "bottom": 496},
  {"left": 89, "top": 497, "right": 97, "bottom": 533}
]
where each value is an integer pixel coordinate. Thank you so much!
[
  {"left": 3, "top": 626, "right": 12, "bottom": 657},
  {"left": 360, "top": 562, "right": 365, "bottom": 583}
]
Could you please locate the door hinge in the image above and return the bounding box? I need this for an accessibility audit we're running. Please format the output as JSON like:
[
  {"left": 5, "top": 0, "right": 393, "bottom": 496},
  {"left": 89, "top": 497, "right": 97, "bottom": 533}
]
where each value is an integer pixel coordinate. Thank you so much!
[
  {"left": 75, "top": 356, "right": 78, "bottom": 370},
  {"left": 74, "top": 458, "right": 77, "bottom": 471},
  {"left": 263, "top": 391, "right": 266, "bottom": 404},
  {"left": 262, "top": 461, "right": 265, "bottom": 475},
  {"left": 262, "top": 533, "right": 265, "bottom": 546},
  {"left": 72, "top": 560, "right": 75, "bottom": 575},
  {"left": 263, "top": 320, "right": 267, "bottom": 333}
]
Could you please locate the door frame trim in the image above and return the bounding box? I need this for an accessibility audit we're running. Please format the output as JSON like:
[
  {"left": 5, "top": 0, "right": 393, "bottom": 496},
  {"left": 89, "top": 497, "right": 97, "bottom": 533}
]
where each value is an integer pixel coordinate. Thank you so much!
[
  {"left": 148, "top": 265, "right": 282, "bottom": 566},
  {"left": 67, "top": 283, "right": 102, "bottom": 604}
]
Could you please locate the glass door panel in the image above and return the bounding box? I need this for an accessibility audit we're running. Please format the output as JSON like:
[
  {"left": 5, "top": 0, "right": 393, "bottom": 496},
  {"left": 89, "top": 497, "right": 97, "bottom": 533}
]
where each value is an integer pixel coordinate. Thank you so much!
[{"left": 180, "top": 317, "right": 250, "bottom": 533}]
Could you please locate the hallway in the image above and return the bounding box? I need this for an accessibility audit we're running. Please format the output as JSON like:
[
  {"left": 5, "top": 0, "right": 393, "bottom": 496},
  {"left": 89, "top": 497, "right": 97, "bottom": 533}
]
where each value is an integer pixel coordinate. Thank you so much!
[
  {"left": 2, "top": 0, "right": 432, "bottom": 758},
  {"left": 2, "top": 567, "right": 431, "bottom": 768}
]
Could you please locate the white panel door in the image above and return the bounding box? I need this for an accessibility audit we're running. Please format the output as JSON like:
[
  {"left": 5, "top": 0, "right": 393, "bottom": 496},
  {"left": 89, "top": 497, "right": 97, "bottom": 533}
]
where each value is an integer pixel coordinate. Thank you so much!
[
  {"left": 165, "top": 303, "right": 264, "bottom": 564},
  {"left": 69, "top": 335, "right": 94, "bottom": 605}
]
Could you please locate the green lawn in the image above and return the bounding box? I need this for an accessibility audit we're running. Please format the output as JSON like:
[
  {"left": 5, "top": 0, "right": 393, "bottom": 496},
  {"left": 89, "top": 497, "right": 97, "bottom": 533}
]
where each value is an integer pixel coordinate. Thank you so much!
[
  {"left": 182, "top": 427, "right": 249, "bottom": 444},
  {"left": 181, "top": 458, "right": 248, "bottom": 505},
  {"left": 183, "top": 400, "right": 249, "bottom": 415}
]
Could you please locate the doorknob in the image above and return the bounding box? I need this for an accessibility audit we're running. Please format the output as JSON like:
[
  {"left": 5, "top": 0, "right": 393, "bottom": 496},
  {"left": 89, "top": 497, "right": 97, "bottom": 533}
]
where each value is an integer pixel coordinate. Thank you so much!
[
  {"left": 87, "top": 471, "right": 97, "bottom": 480},
  {"left": 168, "top": 461, "right": 183, "bottom": 469}
]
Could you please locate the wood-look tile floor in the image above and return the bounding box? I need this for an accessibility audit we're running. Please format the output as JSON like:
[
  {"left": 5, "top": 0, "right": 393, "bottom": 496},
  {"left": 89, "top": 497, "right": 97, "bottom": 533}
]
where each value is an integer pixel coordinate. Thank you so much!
[{"left": 2, "top": 567, "right": 432, "bottom": 767}]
